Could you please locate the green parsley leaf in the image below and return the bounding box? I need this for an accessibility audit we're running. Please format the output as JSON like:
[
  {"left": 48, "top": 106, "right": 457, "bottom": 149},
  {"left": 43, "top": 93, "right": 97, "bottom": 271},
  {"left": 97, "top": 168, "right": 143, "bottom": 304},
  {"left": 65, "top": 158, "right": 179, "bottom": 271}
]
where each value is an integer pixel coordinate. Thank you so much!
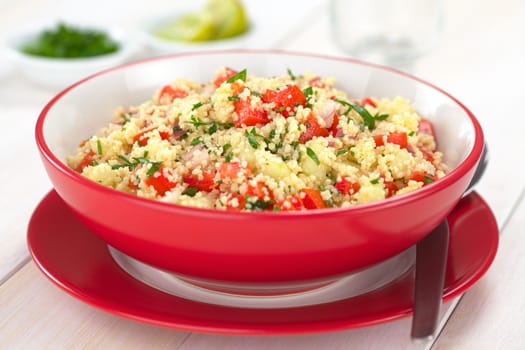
[
  {"left": 306, "top": 147, "right": 320, "bottom": 165},
  {"left": 190, "top": 136, "right": 203, "bottom": 146},
  {"left": 226, "top": 68, "right": 247, "bottom": 83},
  {"left": 183, "top": 187, "right": 199, "bottom": 197},
  {"left": 245, "top": 196, "right": 274, "bottom": 211},
  {"left": 334, "top": 98, "right": 388, "bottom": 130},
  {"left": 228, "top": 95, "right": 240, "bottom": 102},
  {"left": 207, "top": 122, "right": 218, "bottom": 135},
  {"left": 191, "top": 102, "right": 203, "bottom": 111},
  {"left": 120, "top": 113, "right": 130, "bottom": 125},
  {"left": 370, "top": 177, "right": 380, "bottom": 184},
  {"left": 245, "top": 129, "right": 259, "bottom": 149},
  {"left": 424, "top": 175, "right": 435, "bottom": 184},
  {"left": 96, "top": 139, "right": 103, "bottom": 155},
  {"left": 336, "top": 148, "right": 348, "bottom": 156},
  {"left": 303, "top": 86, "right": 313, "bottom": 98},
  {"left": 351, "top": 103, "right": 376, "bottom": 130},
  {"left": 287, "top": 68, "right": 296, "bottom": 80},
  {"left": 146, "top": 162, "right": 161, "bottom": 177},
  {"left": 334, "top": 98, "right": 354, "bottom": 116},
  {"left": 251, "top": 91, "right": 262, "bottom": 98}
]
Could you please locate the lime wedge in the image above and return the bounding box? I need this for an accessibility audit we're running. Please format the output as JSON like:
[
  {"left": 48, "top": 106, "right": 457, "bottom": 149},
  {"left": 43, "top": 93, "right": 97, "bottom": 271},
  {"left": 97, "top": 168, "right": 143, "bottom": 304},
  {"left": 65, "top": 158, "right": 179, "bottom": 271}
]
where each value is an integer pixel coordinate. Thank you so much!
[
  {"left": 206, "top": 0, "right": 249, "bottom": 39},
  {"left": 155, "top": 13, "right": 215, "bottom": 42},
  {"left": 154, "top": 0, "right": 249, "bottom": 43}
]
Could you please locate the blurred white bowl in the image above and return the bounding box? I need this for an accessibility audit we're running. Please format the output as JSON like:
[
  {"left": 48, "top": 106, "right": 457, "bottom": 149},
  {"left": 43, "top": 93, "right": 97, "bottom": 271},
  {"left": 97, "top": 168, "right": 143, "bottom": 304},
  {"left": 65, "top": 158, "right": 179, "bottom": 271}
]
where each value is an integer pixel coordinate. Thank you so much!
[
  {"left": 138, "top": 13, "right": 254, "bottom": 55},
  {"left": 5, "top": 24, "right": 137, "bottom": 89}
]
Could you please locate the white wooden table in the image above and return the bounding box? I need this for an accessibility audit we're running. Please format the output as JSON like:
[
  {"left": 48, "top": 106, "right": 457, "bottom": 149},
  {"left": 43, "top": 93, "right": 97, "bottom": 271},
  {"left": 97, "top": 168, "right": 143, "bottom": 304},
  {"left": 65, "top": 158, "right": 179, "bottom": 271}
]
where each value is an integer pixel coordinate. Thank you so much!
[{"left": 1, "top": 0, "right": 525, "bottom": 348}]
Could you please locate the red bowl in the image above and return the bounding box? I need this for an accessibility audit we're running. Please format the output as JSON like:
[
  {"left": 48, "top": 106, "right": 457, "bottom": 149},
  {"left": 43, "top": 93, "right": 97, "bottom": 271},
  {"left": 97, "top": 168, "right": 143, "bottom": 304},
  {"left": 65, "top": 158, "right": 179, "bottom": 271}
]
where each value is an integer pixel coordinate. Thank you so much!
[{"left": 35, "top": 50, "right": 484, "bottom": 287}]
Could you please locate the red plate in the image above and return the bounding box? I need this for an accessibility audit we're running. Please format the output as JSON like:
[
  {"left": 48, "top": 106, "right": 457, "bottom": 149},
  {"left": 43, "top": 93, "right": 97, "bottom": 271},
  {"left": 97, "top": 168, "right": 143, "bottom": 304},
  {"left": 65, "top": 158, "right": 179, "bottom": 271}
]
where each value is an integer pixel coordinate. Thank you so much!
[{"left": 27, "top": 190, "right": 498, "bottom": 335}]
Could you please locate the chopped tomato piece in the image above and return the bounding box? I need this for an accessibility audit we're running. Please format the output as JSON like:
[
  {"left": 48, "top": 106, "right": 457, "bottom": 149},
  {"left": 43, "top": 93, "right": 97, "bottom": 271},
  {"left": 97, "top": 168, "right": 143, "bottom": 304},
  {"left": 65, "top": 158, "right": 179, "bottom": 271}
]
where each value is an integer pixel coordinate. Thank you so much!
[
  {"left": 218, "top": 162, "right": 252, "bottom": 180},
  {"left": 409, "top": 171, "right": 437, "bottom": 185},
  {"left": 234, "top": 97, "right": 270, "bottom": 127},
  {"left": 128, "top": 175, "right": 139, "bottom": 190},
  {"left": 373, "top": 134, "right": 386, "bottom": 147},
  {"left": 360, "top": 97, "right": 377, "bottom": 108},
  {"left": 183, "top": 171, "right": 217, "bottom": 192},
  {"left": 329, "top": 113, "right": 340, "bottom": 136},
  {"left": 418, "top": 118, "right": 435, "bottom": 137},
  {"left": 308, "top": 76, "right": 325, "bottom": 88},
  {"left": 387, "top": 132, "right": 408, "bottom": 149},
  {"left": 75, "top": 151, "right": 96, "bottom": 173},
  {"left": 373, "top": 132, "right": 408, "bottom": 149},
  {"left": 213, "top": 67, "right": 238, "bottom": 87},
  {"left": 159, "top": 85, "right": 188, "bottom": 103},
  {"left": 418, "top": 145, "right": 435, "bottom": 163},
  {"left": 230, "top": 81, "right": 245, "bottom": 95},
  {"left": 262, "top": 85, "right": 306, "bottom": 117},
  {"left": 299, "top": 113, "right": 329, "bottom": 143},
  {"left": 246, "top": 181, "right": 273, "bottom": 200},
  {"left": 301, "top": 188, "right": 327, "bottom": 209},
  {"left": 384, "top": 180, "right": 398, "bottom": 198},
  {"left": 133, "top": 127, "right": 170, "bottom": 146},
  {"left": 224, "top": 193, "right": 246, "bottom": 211},
  {"left": 335, "top": 177, "right": 361, "bottom": 195},
  {"left": 277, "top": 195, "right": 303, "bottom": 211},
  {"left": 144, "top": 165, "right": 177, "bottom": 196}
]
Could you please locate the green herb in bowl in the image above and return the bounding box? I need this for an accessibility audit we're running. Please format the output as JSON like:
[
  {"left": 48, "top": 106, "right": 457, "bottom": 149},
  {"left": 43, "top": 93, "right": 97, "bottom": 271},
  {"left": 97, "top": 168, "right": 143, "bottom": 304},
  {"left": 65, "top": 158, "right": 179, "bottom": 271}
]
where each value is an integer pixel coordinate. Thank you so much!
[{"left": 21, "top": 23, "right": 120, "bottom": 59}]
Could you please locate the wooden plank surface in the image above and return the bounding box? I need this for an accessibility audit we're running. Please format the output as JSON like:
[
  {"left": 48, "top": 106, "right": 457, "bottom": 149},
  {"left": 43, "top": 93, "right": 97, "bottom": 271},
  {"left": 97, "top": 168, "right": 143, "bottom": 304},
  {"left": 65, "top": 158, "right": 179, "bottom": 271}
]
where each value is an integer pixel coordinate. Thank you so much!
[
  {"left": 434, "top": 190, "right": 525, "bottom": 350},
  {"left": 0, "top": 263, "right": 190, "bottom": 349},
  {"left": 1, "top": 0, "right": 525, "bottom": 348}
]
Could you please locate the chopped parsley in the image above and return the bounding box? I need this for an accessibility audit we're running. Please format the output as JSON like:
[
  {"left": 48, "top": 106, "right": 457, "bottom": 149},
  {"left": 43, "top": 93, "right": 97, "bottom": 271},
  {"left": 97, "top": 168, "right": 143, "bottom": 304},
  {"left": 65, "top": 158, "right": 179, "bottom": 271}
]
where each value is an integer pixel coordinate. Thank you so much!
[
  {"left": 370, "top": 177, "right": 380, "bottom": 184},
  {"left": 424, "top": 175, "right": 435, "bottom": 184},
  {"left": 245, "top": 128, "right": 259, "bottom": 149},
  {"left": 191, "top": 102, "right": 203, "bottom": 111},
  {"left": 287, "top": 68, "right": 296, "bottom": 80},
  {"left": 21, "top": 22, "right": 119, "bottom": 58},
  {"left": 185, "top": 115, "right": 232, "bottom": 134},
  {"left": 96, "top": 139, "right": 102, "bottom": 155},
  {"left": 226, "top": 69, "right": 247, "bottom": 83},
  {"left": 303, "top": 86, "right": 314, "bottom": 108},
  {"left": 335, "top": 98, "right": 389, "bottom": 130},
  {"left": 303, "top": 86, "right": 313, "bottom": 98},
  {"left": 183, "top": 187, "right": 199, "bottom": 197},
  {"left": 245, "top": 196, "right": 274, "bottom": 211},
  {"left": 228, "top": 95, "right": 240, "bottom": 102},
  {"left": 223, "top": 143, "right": 233, "bottom": 162},
  {"left": 336, "top": 148, "right": 348, "bottom": 156},
  {"left": 306, "top": 147, "right": 320, "bottom": 165},
  {"left": 190, "top": 136, "right": 204, "bottom": 146},
  {"left": 120, "top": 113, "right": 130, "bottom": 125},
  {"left": 111, "top": 152, "right": 162, "bottom": 178}
]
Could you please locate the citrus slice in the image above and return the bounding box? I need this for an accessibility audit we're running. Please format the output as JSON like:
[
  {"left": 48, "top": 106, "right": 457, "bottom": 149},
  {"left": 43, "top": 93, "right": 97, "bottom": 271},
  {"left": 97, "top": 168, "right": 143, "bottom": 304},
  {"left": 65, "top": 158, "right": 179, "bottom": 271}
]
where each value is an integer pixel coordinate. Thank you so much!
[
  {"left": 155, "top": 13, "right": 215, "bottom": 42},
  {"left": 206, "top": 0, "right": 249, "bottom": 39}
]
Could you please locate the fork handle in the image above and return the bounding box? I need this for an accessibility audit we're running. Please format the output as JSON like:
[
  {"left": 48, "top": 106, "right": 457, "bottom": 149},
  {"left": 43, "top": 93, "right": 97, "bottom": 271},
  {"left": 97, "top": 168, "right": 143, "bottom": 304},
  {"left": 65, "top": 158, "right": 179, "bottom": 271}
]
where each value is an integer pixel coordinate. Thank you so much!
[{"left": 411, "top": 220, "right": 450, "bottom": 340}]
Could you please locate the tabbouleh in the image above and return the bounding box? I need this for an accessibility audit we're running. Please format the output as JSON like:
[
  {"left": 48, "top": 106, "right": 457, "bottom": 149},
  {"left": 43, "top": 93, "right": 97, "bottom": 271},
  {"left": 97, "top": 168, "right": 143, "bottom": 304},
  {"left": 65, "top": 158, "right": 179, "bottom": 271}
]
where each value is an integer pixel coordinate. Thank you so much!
[{"left": 67, "top": 67, "right": 447, "bottom": 211}]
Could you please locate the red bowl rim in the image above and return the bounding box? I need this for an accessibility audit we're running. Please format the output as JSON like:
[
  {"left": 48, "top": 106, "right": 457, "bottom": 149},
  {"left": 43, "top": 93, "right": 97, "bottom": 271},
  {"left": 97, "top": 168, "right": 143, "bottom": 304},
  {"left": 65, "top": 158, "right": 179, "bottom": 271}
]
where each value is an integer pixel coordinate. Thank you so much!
[{"left": 35, "top": 49, "right": 485, "bottom": 220}]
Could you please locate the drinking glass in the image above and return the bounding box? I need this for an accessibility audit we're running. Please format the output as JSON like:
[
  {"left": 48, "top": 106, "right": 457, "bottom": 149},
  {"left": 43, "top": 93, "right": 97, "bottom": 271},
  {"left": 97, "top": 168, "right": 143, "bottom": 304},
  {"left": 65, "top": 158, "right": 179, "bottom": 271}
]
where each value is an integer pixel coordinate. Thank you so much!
[{"left": 330, "top": 0, "right": 444, "bottom": 70}]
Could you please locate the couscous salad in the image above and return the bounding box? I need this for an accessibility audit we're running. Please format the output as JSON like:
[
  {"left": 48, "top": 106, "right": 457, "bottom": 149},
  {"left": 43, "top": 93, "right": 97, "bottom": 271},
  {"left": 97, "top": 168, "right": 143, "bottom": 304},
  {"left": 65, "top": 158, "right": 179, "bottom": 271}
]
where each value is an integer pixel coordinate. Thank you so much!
[{"left": 68, "top": 67, "right": 447, "bottom": 211}]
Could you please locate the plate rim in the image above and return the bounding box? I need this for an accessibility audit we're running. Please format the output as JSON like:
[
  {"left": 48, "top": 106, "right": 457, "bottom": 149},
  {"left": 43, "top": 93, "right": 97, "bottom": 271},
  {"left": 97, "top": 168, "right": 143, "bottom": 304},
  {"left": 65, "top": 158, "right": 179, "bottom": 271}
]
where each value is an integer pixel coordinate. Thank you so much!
[{"left": 27, "top": 190, "right": 499, "bottom": 335}]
